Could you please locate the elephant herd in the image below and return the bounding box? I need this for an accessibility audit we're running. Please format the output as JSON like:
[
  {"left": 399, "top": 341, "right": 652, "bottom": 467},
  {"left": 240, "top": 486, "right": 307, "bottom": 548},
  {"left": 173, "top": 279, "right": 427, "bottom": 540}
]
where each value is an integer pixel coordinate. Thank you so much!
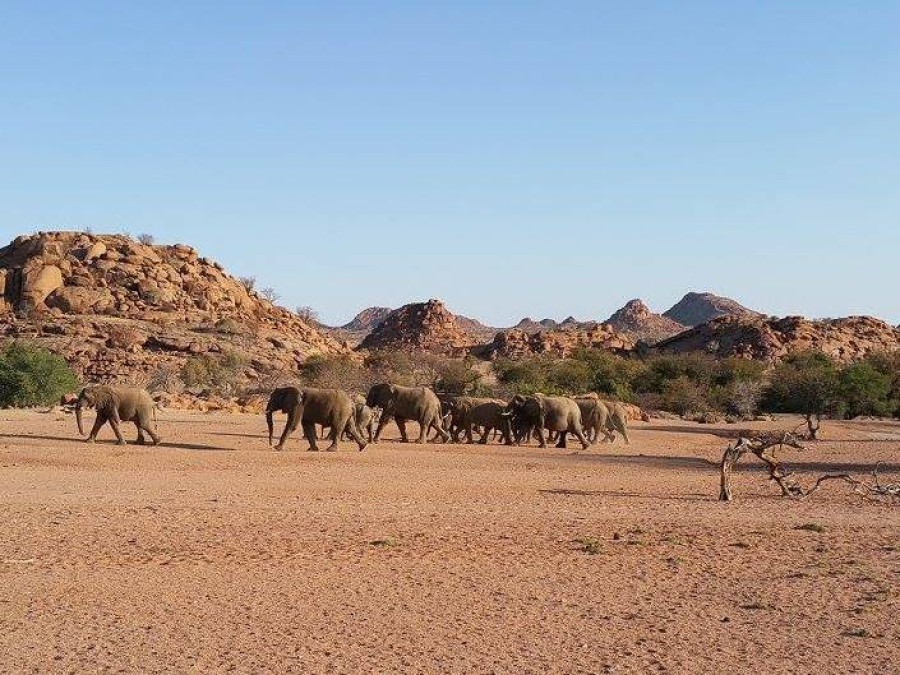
[{"left": 68, "top": 383, "right": 630, "bottom": 452}]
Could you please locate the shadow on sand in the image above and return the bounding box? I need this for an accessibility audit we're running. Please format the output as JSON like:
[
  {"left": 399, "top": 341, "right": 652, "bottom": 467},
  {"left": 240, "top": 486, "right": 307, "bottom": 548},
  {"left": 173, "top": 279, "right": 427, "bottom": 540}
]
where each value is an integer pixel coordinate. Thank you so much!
[{"left": 0, "top": 433, "right": 234, "bottom": 453}]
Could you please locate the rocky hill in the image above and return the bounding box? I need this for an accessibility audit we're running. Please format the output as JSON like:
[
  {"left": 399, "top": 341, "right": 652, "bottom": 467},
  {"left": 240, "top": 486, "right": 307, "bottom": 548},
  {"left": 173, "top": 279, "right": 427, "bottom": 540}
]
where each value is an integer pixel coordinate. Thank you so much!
[
  {"left": 655, "top": 314, "right": 900, "bottom": 362},
  {"left": 603, "top": 299, "right": 686, "bottom": 344},
  {"left": 358, "top": 299, "right": 477, "bottom": 356},
  {"left": 341, "top": 306, "right": 392, "bottom": 332},
  {"left": 663, "top": 292, "right": 759, "bottom": 327},
  {"left": 480, "top": 324, "right": 637, "bottom": 360},
  {"left": 0, "top": 231, "right": 348, "bottom": 387}
]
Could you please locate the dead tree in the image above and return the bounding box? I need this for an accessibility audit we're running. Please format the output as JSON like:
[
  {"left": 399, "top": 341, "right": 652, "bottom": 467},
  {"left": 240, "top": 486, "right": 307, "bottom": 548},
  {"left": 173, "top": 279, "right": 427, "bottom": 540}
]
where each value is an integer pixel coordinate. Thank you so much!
[
  {"left": 719, "top": 432, "right": 806, "bottom": 501},
  {"left": 719, "top": 433, "right": 900, "bottom": 502},
  {"left": 805, "top": 413, "right": 821, "bottom": 440}
]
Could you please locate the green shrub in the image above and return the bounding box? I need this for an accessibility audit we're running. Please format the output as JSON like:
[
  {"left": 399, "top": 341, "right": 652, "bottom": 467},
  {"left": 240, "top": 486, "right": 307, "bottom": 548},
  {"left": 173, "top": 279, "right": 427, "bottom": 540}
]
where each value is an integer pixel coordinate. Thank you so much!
[
  {"left": 0, "top": 341, "right": 80, "bottom": 407},
  {"left": 180, "top": 350, "right": 247, "bottom": 395},
  {"left": 837, "top": 362, "right": 895, "bottom": 418},
  {"left": 860, "top": 352, "right": 900, "bottom": 418}
]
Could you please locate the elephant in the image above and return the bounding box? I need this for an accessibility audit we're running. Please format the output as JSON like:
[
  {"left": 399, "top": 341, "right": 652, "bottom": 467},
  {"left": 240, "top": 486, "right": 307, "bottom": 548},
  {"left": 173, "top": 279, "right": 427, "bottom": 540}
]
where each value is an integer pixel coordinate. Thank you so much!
[
  {"left": 342, "top": 395, "right": 380, "bottom": 443},
  {"left": 366, "top": 383, "right": 450, "bottom": 444},
  {"left": 505, "top": 393, "right": 590, "bottom": 450},
  {"left": 601, "top": 399, "right": 631, "bottom": 445},
  {"left": 445, "top": 397, "right": 513, "bottom": 445},
  {"left": 75, "top": 385, "right": 161, "bottom": 446},
  {"left": 575, "top": 395, "right": 615, "bottom": 445},
  {"left": 266, "top": 386, "right": 367, "bottom": 452}
]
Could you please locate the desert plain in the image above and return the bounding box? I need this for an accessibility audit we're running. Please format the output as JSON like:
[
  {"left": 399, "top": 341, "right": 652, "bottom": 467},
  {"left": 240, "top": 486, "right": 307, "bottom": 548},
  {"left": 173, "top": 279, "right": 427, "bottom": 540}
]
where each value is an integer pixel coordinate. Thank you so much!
[{"left": 1, "top": 410, "right": 898, "bottom": 675}]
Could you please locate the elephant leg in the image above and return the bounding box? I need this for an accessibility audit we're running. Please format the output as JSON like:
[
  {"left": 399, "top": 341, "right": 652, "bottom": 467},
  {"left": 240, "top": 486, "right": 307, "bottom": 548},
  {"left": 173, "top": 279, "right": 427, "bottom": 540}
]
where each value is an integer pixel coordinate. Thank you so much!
[
  {"left": 109, "top": 413, "right": 126, "bottom": 446},
  {"left": 275, "top": 408, "right": 300, "bottom": 450},
  {"left": 396, "top": 417, "right": 410, "bottom": 443},
  {"left": 324, "top": 423, "right": 340, "bottom": 452},
  {"left": 303, "top": 421, "right": 320, "bottom": 451},
  {"left": 572, "top": 426, "right": 590, "bottom": 450},
  {"left": 343, "top": 415, "right": 368, "bottom": 452},
  {"left": 415, "top": 418, "right": 429, "bottom": 444},
  {"left": 373, "top": 413, "right": 392, "bottom": 443},
  {"left": 479, "top": 425, "right": 491, "bottom": 444},
  {"left": 87, "top": 414, "right": 106, "bottom": 443},
  {"left": 432, "top": 414, "right": 450, "bottom": 443},
  {"left": 556, "top": 431, "right": 568, "bottom": 449},
  {"left": 135, "top": 421, "right": 145, "bottom": 445},
  {"left": 465, "top": 422, "right": 474, "bottom": 444},
  {"left": 536, "top": 427, "right": 547, "bottom": 449}
]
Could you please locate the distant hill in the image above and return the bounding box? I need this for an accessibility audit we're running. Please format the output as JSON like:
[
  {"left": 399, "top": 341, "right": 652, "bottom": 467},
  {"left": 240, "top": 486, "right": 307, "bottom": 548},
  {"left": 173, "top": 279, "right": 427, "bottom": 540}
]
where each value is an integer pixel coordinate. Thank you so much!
[
  {"left": 358, "top": 299, "right": 477, "bottom": 356},
  {"left": 602, "top": 299, "right": 686, "bottom": 344},
  {"left": 341, "top": 306, "right": 392, "bottom": 332},
  {"left": 663, "top": 292, "right": 759, "bottom": 327}
]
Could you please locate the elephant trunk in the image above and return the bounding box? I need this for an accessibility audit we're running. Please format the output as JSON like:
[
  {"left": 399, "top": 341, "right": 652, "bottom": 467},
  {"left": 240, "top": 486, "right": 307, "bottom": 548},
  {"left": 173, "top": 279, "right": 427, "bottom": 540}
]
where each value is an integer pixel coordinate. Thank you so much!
[{"left": 75, "top": 393, "right": 85, "bottom": 436}]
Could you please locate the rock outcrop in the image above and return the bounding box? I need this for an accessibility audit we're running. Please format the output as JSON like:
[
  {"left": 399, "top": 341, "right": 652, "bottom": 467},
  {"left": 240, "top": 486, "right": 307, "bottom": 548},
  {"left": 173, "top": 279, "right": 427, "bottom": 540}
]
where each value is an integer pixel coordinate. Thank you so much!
[
  {"left": 655, "top": 314, "right": 900, "bottom": 363},
  {"left": 603, "top": 299, "right": 686, "bottom": 344},
  {"left": 663, "top": 292, "right": 759, "bottom": 327},
  {"left": 481, "top": 324, "right": 637, "bottom": 360},
  {"left": 341, "top": 306, "right": 392, "bottom": 332},
  {"left": 358, "top": 299, "right": 477, "bottom": 356},
  {"left": 0, "top": 231, "right": 349, "bottom": 385},
  {"left": 513, "top": 317, "right": 559, "bottom": 333}
]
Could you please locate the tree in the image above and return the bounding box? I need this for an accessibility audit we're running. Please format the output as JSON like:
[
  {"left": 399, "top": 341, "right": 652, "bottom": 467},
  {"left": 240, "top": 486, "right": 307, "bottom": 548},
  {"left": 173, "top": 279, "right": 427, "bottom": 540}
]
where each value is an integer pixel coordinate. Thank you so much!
[
  {"left": 296, "top": 306, "right": 319, "bottom": 324},
  {"left": 260, "top": 287, "right": 279, "bottom": 303},
  {"left": 137, "top": 233, "right": 155, "bottom": 245},
  {"left": 837, "top": 361, "right": 894, "bottom": 418},
  {"left": 764, "top": 351, "right": 839, "bottom": 439}
]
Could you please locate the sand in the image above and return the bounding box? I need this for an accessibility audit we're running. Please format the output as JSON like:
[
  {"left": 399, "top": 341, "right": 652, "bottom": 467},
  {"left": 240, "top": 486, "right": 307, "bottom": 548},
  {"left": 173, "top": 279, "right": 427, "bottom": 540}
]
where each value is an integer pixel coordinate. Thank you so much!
[{"left": 1, "top": 409, "right": 898, "bottom": 674}]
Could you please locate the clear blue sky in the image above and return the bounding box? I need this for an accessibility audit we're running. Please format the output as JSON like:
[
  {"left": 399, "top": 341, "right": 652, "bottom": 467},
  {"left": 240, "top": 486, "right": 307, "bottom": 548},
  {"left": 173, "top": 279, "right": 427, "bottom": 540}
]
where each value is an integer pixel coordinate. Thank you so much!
[{"left": 1, "top": 2, "right": 897, "bottom": 326}]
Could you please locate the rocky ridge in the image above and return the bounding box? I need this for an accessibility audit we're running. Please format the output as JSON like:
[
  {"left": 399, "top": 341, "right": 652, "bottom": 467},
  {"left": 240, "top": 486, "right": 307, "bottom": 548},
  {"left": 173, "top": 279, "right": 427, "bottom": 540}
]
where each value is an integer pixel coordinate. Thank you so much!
[
  {"left": 481, "top": 324, "right": 637, "bottom": 360},
  {"left": 656, "top": 314, "right": 900, "bottom": 362}
]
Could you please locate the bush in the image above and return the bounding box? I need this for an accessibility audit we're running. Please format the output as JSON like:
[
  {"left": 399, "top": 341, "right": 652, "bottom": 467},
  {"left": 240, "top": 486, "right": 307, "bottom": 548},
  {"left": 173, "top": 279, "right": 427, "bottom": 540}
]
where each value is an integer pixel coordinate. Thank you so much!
[
  {"left": 238, "top": 276, "right": 256, "bottom": 292},
  {"left": 660, "top": 376, "right": 710, "bottom": 416},
  {"left": 837, "top": 361, "right": 895, "bottom": 418},
  {"left": 180, "top": 350, "right": 247, "bottom": 395},
  {"left": 300, "top": 354, "right": 374, "bottom": 392},
  {"left": 861, "top": 352, "right": 900, "bottom": 418},
  {"left": 763, "top": 351, "right": 839, "bottom": 416},
  {"left": 0, "top": 341, "right": 80, "bottom": 407},
  {"left": 137, "top": 233, "right": 155, "bottom": 245}
]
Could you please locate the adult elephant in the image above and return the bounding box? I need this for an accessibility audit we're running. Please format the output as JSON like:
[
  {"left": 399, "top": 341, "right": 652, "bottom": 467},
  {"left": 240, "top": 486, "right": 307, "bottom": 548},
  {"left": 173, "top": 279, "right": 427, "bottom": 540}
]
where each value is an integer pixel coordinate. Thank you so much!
[
  {"left": 266, "top": 386, "right": 367, "bottom": 452},
  {"left": 366, "top": 383, "right": 450, "bottom": 444},
  {"left": 446, "top": 397, "right": 513, "bottom": 445},
  {"left": 506, "top": 393, "right": 590, "bottom": 450},
  {"left": 75, "top": 385, "right": 161, "bottom": 446}
]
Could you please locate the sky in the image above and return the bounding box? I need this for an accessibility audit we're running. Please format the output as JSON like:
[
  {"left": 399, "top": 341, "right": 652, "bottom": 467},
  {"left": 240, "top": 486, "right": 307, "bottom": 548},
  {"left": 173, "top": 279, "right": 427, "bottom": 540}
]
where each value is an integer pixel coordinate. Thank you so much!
[{"left": 1, "top": 2, "right": 898, "bottom": 326}]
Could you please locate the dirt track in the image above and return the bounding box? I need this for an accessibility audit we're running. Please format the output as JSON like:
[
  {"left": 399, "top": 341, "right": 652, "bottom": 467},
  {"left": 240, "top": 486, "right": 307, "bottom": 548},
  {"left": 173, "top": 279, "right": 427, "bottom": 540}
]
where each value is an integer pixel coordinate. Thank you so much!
[{"left": 1, "top": 410, "right": 898, "bottom": 674}]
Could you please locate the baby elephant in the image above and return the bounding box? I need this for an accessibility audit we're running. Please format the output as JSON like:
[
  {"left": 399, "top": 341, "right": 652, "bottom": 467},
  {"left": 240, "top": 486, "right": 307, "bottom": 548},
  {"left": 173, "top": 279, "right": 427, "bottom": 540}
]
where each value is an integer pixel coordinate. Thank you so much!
[{"left": 75, "top": 385, "right": 161, "bottom": 446}]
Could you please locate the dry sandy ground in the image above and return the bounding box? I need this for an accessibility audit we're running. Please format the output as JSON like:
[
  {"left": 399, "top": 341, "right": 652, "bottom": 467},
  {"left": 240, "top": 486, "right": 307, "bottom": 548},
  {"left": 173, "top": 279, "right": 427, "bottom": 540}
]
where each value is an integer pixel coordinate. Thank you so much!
[{"left": 1, "top": 409, "right": 898, "bottom": 675}]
